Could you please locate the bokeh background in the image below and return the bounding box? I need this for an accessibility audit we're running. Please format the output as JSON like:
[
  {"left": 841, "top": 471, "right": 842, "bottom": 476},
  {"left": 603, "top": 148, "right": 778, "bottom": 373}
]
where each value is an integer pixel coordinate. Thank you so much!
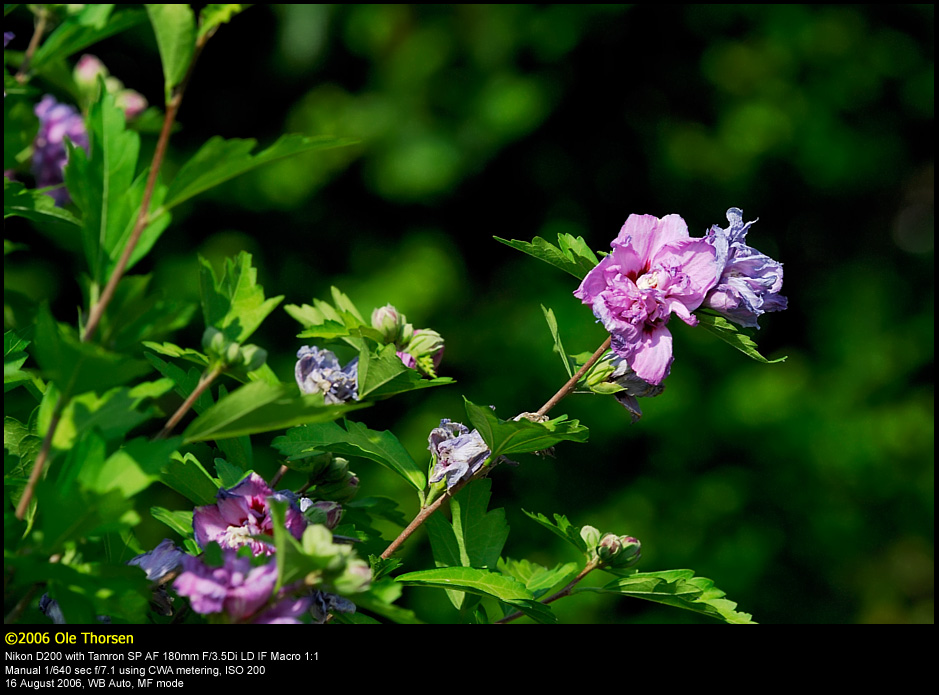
[{"left": 5, "top": 4, "right": 933, "bottom": 623}]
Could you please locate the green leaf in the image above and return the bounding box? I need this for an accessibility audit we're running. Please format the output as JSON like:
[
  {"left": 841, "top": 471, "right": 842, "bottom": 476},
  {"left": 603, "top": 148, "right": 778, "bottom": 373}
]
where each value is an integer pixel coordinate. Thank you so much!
[
  {"left": 214, "top": 458, "right": 247, "bottom": 489},
  {"left": 62, "top": 89, "right": 145, "bottom": 285},
  {"left": 463, "top": 397, "right": 589, "bottom": 461},
  {"left": 159, "top": 451, "right": 219, "bottom": 505},
  {"left": 32, "top": 305, "right": 151, "bottom": 396},
  {"left": 4, "top": 179, "right": 81, "bottom": 228},
  {"left": 145, "top": 4, "right": 196, "bottom": 99},
  {"left": 497, "top": 558, "right": 580, "bottom": 600},
  {"left": 494, "top": 233, "right": 599, "bottom": 279},
  {"left": 357, "top": 343, "right": 455, "bottom": 400},
  {"left": 425, "top": 479, "right": 509, "bottom": 611},
  {"left": 396, "top": 567, "right": 556, "bottom": 624},
  {"left": 694, "top": 310, "right": 787, "bottom": 365},
  {"left": 541, "top": 304, "right": 574, "bottom": 378},
  {"left": 198, "top": 252, "right": 283, "bottom": 344},
  {"left": 521, "top": 509, "right": 589, "bottom": 554},
  {"left": 79, "top": 436, "right": 182, "bottom": 498},
  {"left": 164, "top": 134, "right": 357, "bottom": 211},
  {"left": 581, "top": 569, "right": 757, "bottom": 624},
  {"left": 4, "top": 94, "right": 39, "bottom": 171},
  {"left": 51, "top": 380, "right": 172, "bottom": 450},
  {"left": 30, "top": 7, "right": 148, "bottom": 72},
  {"left": 150, "top": 506, "right": 195, "bottom": 540},
  {"left": 182, "top": 380, "right": 367, "bottom": 442},
  {"left": 198, "top": 4, "right": 252, "bottom": 39},
  {"left": 272, "top": 419, "right": 425, "bottom": 491}
]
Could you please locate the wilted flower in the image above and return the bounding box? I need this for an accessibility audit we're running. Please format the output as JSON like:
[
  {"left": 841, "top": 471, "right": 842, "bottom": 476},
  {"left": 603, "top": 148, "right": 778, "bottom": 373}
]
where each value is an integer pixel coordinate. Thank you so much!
[
  {"left": 128, "top": 538, "right": 184, "bottom": 582},
  {"left": 428, "top": 419, "right": 491, "bottom": 488},
  {"left": 574, "top": 214, "right": 721, "bottom": 385},
  {"left": 32, "top": 95, "right": 89, "bottom": 205},
  {"left": 295, "top": 345, "right": 359, "bottom": 404},
  {"left": 703, "top": 208, "right": 787, "bottom": 329},
  {"left": 193, "top": 473, "right": 307, "bottom": 556},
  {"left": 174, "top": 551, "right": 310, "bottom": 623},
  {"left": 309, "top": 590, "right": 356, "bottom": 624}
]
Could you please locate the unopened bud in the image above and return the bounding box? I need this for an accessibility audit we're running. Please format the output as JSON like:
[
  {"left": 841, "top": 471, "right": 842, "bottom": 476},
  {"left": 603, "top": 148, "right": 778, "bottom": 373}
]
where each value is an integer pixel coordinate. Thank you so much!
[
  {"left": 597, "top": 534, "right": 641, "bottom": 568},
  {"left": 371, "top": 304, "right": 412, "bottom": 345}
]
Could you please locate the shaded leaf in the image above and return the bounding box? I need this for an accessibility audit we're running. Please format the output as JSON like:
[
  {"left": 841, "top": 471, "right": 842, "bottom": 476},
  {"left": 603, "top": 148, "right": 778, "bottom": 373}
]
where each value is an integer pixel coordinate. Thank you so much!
[
  {"left": 30, "top": 6, "right": 148, "bottom": 72},
  {"left": 522, "top": 509, "right": 589, "bottom": 554},
  {"left": 694, "top": 310, "right": 787, "bottom": 365},
  {"left": 145, "top": 4, "right": 195, "bottom": 99},
  {"left": 198, "top": 251, "right": 283, "bottom": 344},
  {"left": 164, "top": 134, "right": 357, "bottom": 210}
]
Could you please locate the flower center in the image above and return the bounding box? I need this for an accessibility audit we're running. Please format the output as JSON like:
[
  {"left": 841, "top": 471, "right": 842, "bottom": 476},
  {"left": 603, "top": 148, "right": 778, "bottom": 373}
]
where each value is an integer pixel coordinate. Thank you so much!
[{"left": 636, "top": 269, "right": 662, "bottom": 290}]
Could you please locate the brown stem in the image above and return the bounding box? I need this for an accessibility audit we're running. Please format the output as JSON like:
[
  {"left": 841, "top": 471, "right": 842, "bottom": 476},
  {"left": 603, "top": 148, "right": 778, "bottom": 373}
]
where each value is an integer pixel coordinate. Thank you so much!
[
  {"left": 14, "top": 396, "right": 63, "bottom": 520},
  {"left": 81, "top": 34, "right": 211, "bottom": 344},
  {"left": 535, "top": 336, "right": 611, "bottom": 418},
  {"left": 379, "top": 335, "right": 613, "bottom": 560},
  {"left": 14, "top": 7, "right": 48, "bottom": 82},
  {"left": 156, "top": 365, "right": 223, "bottom": 439},
  {"left": 495, "top": 561, "right": 598, "bottom": 624}
]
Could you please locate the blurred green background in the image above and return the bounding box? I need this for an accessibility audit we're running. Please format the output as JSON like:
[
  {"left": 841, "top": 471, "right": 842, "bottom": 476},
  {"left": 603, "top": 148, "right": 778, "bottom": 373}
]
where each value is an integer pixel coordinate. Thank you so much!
[{"left": 5, "top": 4, "right": 933, "bottom": 623}]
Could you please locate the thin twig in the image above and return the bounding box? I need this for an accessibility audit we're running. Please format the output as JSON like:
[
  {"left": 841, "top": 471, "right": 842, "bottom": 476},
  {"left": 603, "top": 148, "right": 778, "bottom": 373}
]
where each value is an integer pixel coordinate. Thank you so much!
[
  {"left": 14, "top": 396, "right": 63, "bottom": 520},
  {"left": 155, "top": 365, "right": 223, "bottom": 439},
  {"left": 379, "top": 336, "right": 612, "bottom": 559},
  {"left": 81, "top": 33, "right": 211, "bottom": 344},
  {"left": 535, "top": 336, "right": 611, "bottom": 417},
  {"left": 495, "top": 561, "right": 598, "bottom": 624},
  {"left": 14, "top": 7, "right": 48, "bottom": 82}
]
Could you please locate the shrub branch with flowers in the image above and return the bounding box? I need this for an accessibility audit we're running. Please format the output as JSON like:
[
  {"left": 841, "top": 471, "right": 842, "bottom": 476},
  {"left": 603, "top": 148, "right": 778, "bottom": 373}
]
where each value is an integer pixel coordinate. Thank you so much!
[{"left": 4, "top": 5, "right": 787, "bottom": 625}]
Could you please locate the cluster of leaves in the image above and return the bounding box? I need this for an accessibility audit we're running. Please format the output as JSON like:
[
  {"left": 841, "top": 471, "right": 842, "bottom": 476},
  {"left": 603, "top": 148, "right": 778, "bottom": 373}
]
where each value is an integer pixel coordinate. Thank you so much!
[{"left": 5, "top": 4, "right": 758, "bottom": 625}]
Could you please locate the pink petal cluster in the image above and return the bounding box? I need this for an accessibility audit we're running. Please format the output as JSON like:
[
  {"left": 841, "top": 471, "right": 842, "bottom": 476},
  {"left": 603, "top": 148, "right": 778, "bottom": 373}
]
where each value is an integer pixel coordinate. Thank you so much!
[
  {"left": 574, "top": 214, "right": 721, "bottom": 385},
  {"left": 193, "top": 473, "right": 307, "bottom": 556}
]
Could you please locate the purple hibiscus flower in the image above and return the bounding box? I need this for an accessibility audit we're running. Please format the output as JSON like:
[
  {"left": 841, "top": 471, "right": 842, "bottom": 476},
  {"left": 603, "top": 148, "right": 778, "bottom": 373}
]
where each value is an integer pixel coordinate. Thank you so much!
[
  {"left": 295, "top": 346, "right": 359, "bottom": 404},
  {"left": 428, "top": 419, "right": 491, "bottom": 488},
  {"left": 574, "top": 214, "right": 721, "bottom": 385},
  {"left": 193, "top": 473, "right": 307, "bottom": 556},
  {"left": 703, "top": 208, "right": 787, "bottom": 329},
  {"left": 32, "top": 95, "right": 89, "bottom": 206},
  {"left": 174, "top": 551, "right": 310, "bottom": 623}
]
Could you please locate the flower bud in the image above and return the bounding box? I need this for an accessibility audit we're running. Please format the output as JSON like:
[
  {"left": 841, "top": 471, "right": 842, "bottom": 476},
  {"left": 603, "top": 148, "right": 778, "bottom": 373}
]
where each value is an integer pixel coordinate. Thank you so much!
[
  {"left": 300, "top": 499, "right": 343, "bottom": 529},
  {"left": 74, "top": 54, "right": 108, "bottom": 92},
  {"left": 371, "top": 304, "right": 412, "bottom": 345},
  {"left": 597, "top": 534, "right": 641, "bottom": 568},
  {"left": 114, "top": 88, "right": 147, "bottom": 120},
  {"left": 239, "top": 344, "right": 267, "bottom": 372},
  {"left": 406, "top": 329, "right": 445, "bottom": 360}
]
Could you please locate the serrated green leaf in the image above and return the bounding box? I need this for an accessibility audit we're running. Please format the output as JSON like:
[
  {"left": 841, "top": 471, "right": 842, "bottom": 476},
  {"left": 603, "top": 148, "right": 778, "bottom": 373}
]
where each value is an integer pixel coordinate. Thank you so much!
[
  {"left": 32, "top": 305, "right": 151, "bottom": 396},
  {"left": 497, "top": 557, "right": 579, "bottom": 599},
  {"left": 581, "top": 569, "right": 757, "bottom": 624},
  {"left": 182, "top": 380, "right": 367, "bottom": 442},
  {"left": 62, "top": 88, "right": 149, "bottom": 285},
  {"left": 357, "top": 343, "right": 455, "bottom": 400},
  {"left": 522, "top": 509, "right": 589, "bottom": 554},
  {"left": 396, "top": 566, "right": 531, "bottom": 600},
  {"left": 79, "top": 436, "right": 182, "bottom": 498},
  {"left": 150, "top": 506, "right": 195, "bottom": 539},
  {"left": 198, "top": 251, "right": 283, "bottom": 344},
  {"left": 164, "top": 134, "right": 357, "bottom": 210},
  {"left": 463, "top": 397, "right": 589, "bottom": 461},
  {"left": 51, "top": 380, "right": 172, "bottom": 450},
  {"left": 494, "top": 233, "right": 599, "bottom": 279},
  {"left": 541, "top": 304, "right": 574, "bottom": 378},
  {"left": 30, "top": 7, "right": 148, "bottom": 72},
  {"left": 694, "top": 310, "right": 787, "bottom": 365},
  {"left": 198, "top": 4, "right": 251, "bottom": 39},
  {"left": 4, "top": 178, "right": 81, "bottom": 227},
  {"left": 272, "top": 419, "right": 425, "bottom": 491},
  {"left": 159, "top": 451, "right": 219, "bottom": 505},
  {"left": 145, "top": 4, "right": 196, "bottom": 99}
]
